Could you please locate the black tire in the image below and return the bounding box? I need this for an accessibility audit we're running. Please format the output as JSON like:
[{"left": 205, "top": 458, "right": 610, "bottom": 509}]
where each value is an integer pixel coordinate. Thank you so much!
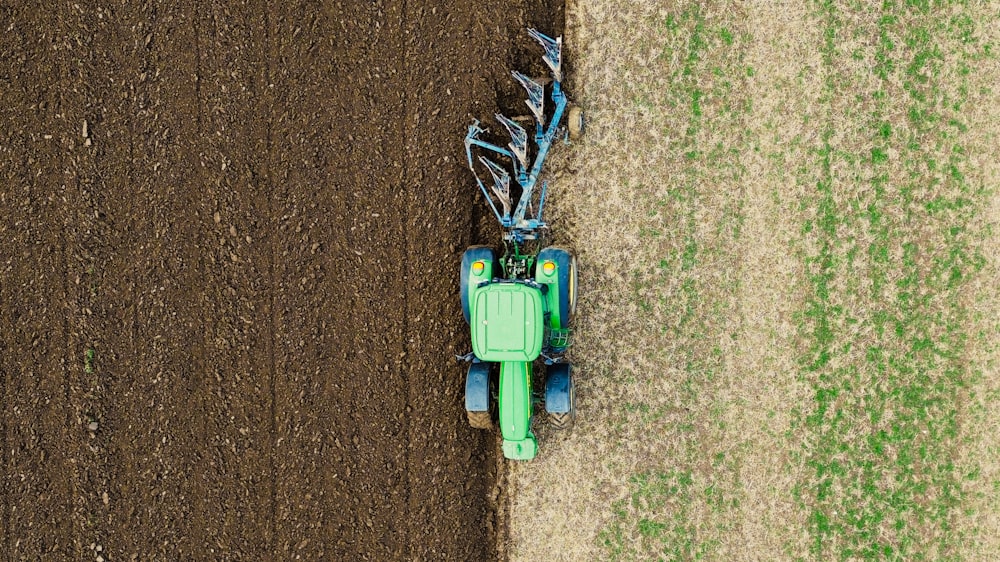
[
  {"left": 545, "top": 363, "right": 575, "bottom": 430},
  {"left": 537, "top": 247, "right": 577, "bottom": 329},
  {"left": 549, "top": 410, "right": 573, "bottom": 430},
  {"left": 467, "top": 410, "right": 492, "bottom": 430},
  {"left": 567, "top": 105, "right": 584, "bottom": 140},
  {"left": 465, "top": 362, "right": 493, "bottom": 429},
  {"left": 461, "top": 246, "right": 495, "bottom": 324}
]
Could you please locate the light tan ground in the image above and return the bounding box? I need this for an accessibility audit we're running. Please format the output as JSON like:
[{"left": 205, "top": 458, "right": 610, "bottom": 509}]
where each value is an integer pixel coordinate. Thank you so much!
[
  {"left": 954, "top": 8, "right": 1000, "bottom": 557},
  {"left": 506, "top": 1, "right": 1000, "bottom": 560},
  {"left": 722, "top": 3, "right": 825, "bottom": 557},
  {"left": 508, "top": 1, "right": 818, "bottom": 559}
]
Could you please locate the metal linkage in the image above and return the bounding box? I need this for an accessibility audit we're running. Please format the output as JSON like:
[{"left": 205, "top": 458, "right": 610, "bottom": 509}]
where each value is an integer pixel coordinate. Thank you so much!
[{"left": 464, "top": 28, "right": 571, "bottom": 244}]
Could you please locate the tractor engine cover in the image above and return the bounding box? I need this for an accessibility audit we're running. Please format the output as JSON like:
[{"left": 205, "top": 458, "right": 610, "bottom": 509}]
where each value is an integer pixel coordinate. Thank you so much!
[{"left": 470, "top": 283, "right": 544, "bottom": 362}]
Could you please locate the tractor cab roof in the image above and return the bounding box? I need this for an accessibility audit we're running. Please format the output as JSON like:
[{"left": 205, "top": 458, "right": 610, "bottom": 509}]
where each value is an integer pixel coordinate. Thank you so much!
[{"left": 470, "top": 282, "right": 544, "bottom": 362}]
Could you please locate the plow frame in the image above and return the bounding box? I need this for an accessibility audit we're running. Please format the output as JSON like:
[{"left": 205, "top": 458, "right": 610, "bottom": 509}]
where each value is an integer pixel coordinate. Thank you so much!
[{"left": 463, "top": 29, "right": 570, "bottom": 244}]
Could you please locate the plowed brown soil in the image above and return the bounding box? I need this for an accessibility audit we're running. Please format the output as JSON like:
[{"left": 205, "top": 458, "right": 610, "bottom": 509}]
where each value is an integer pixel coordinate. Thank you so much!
[{"left": 0, "top": 1, "right": 561, "bottom": 559}]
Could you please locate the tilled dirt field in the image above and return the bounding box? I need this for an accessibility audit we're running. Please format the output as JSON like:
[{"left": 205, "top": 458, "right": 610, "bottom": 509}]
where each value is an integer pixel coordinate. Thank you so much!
[{"left": 0, "top": 1, "right": 560, "bottom": 559}]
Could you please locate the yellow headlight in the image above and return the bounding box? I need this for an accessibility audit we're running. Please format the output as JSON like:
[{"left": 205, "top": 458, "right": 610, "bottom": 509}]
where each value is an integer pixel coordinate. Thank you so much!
[
  {"left": 472, "top": 261, "right": 485, "bottom": 274},
  {"left": 542, "top": 261, "right": 555, "bottom": 275}
]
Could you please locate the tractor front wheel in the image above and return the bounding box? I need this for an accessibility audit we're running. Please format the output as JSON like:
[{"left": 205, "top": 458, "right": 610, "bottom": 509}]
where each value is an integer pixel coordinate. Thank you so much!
[
  {"left": 461, "top": 246, "right": 495, "bottom": 324},
  {"left": 537, "top": 247, "right": 578, "bottom": 329}
]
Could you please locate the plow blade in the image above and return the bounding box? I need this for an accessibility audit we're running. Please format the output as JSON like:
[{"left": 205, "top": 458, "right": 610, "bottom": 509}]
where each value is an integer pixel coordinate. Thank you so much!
[
  {"left": 495, "top": 113, "right": 528, "bottom": 169},
  {"left": 479, "top": 156, "right": 512, "bottom": 216},
  {"left": 528, "top": 28, "right": 562, "bottom": 82},
  {"left": 512, "top": 71, "right": 545, "bottom": 124}
]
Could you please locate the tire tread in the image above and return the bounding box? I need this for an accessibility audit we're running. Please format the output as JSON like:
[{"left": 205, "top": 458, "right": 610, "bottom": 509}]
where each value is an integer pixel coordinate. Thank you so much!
[
  {"left": 547, "top": 411, "right": 574, "bottom": 430},
  {"left": 467, "top": 410, "right": 492, "bottom": 429}
]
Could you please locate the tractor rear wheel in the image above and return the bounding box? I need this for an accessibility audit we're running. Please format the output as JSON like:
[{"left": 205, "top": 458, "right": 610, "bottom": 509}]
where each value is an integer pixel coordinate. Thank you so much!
[
  {"left": 567, "top": 105, "right": 584, "bottom": 140},
  {"left": 545, "top": 363, "right": 576, "bottom": 430},
  {"left": 467, "top": 410, "right": 492, "bottom": 430},
  {"left": 549, "top": 410, "right": 573, "bottom": 430},
  {"left": 465, "top": 362, "right": 493, "bottom": 429}
]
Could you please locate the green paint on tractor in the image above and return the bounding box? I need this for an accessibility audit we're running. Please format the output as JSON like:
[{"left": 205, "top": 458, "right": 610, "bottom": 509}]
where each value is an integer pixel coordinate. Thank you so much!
[
  {"left": 459, "top": 28, "right": 580, "bottom": 461},
  {"left": 471, "top": 284, "right": 544, "bottom": 362},
  {"left": 462, "top": 248, "right": 576, "bottom": 461}
]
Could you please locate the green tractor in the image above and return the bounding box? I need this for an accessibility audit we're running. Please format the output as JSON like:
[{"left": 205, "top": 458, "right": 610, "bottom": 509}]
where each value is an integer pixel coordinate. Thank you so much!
[{"left": 459, "top": 29, "right": 582, "bottom": 461}]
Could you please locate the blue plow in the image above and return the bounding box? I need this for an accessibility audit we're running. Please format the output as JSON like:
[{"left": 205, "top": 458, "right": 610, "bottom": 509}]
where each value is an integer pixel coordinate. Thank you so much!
[{"left": 464, "top": 29, "right": 576, "bottom": 245}]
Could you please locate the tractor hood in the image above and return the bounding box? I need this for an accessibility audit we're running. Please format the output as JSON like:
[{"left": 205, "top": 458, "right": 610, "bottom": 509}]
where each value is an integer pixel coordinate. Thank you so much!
[{"left": 470, "top": 283, "right": 544, "bottom": 362}]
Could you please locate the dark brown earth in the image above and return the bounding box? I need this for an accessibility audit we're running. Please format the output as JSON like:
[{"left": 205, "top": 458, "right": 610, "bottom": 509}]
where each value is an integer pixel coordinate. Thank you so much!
[{"left": 0, "top": 0, "right": 561, "bottom": 559}]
